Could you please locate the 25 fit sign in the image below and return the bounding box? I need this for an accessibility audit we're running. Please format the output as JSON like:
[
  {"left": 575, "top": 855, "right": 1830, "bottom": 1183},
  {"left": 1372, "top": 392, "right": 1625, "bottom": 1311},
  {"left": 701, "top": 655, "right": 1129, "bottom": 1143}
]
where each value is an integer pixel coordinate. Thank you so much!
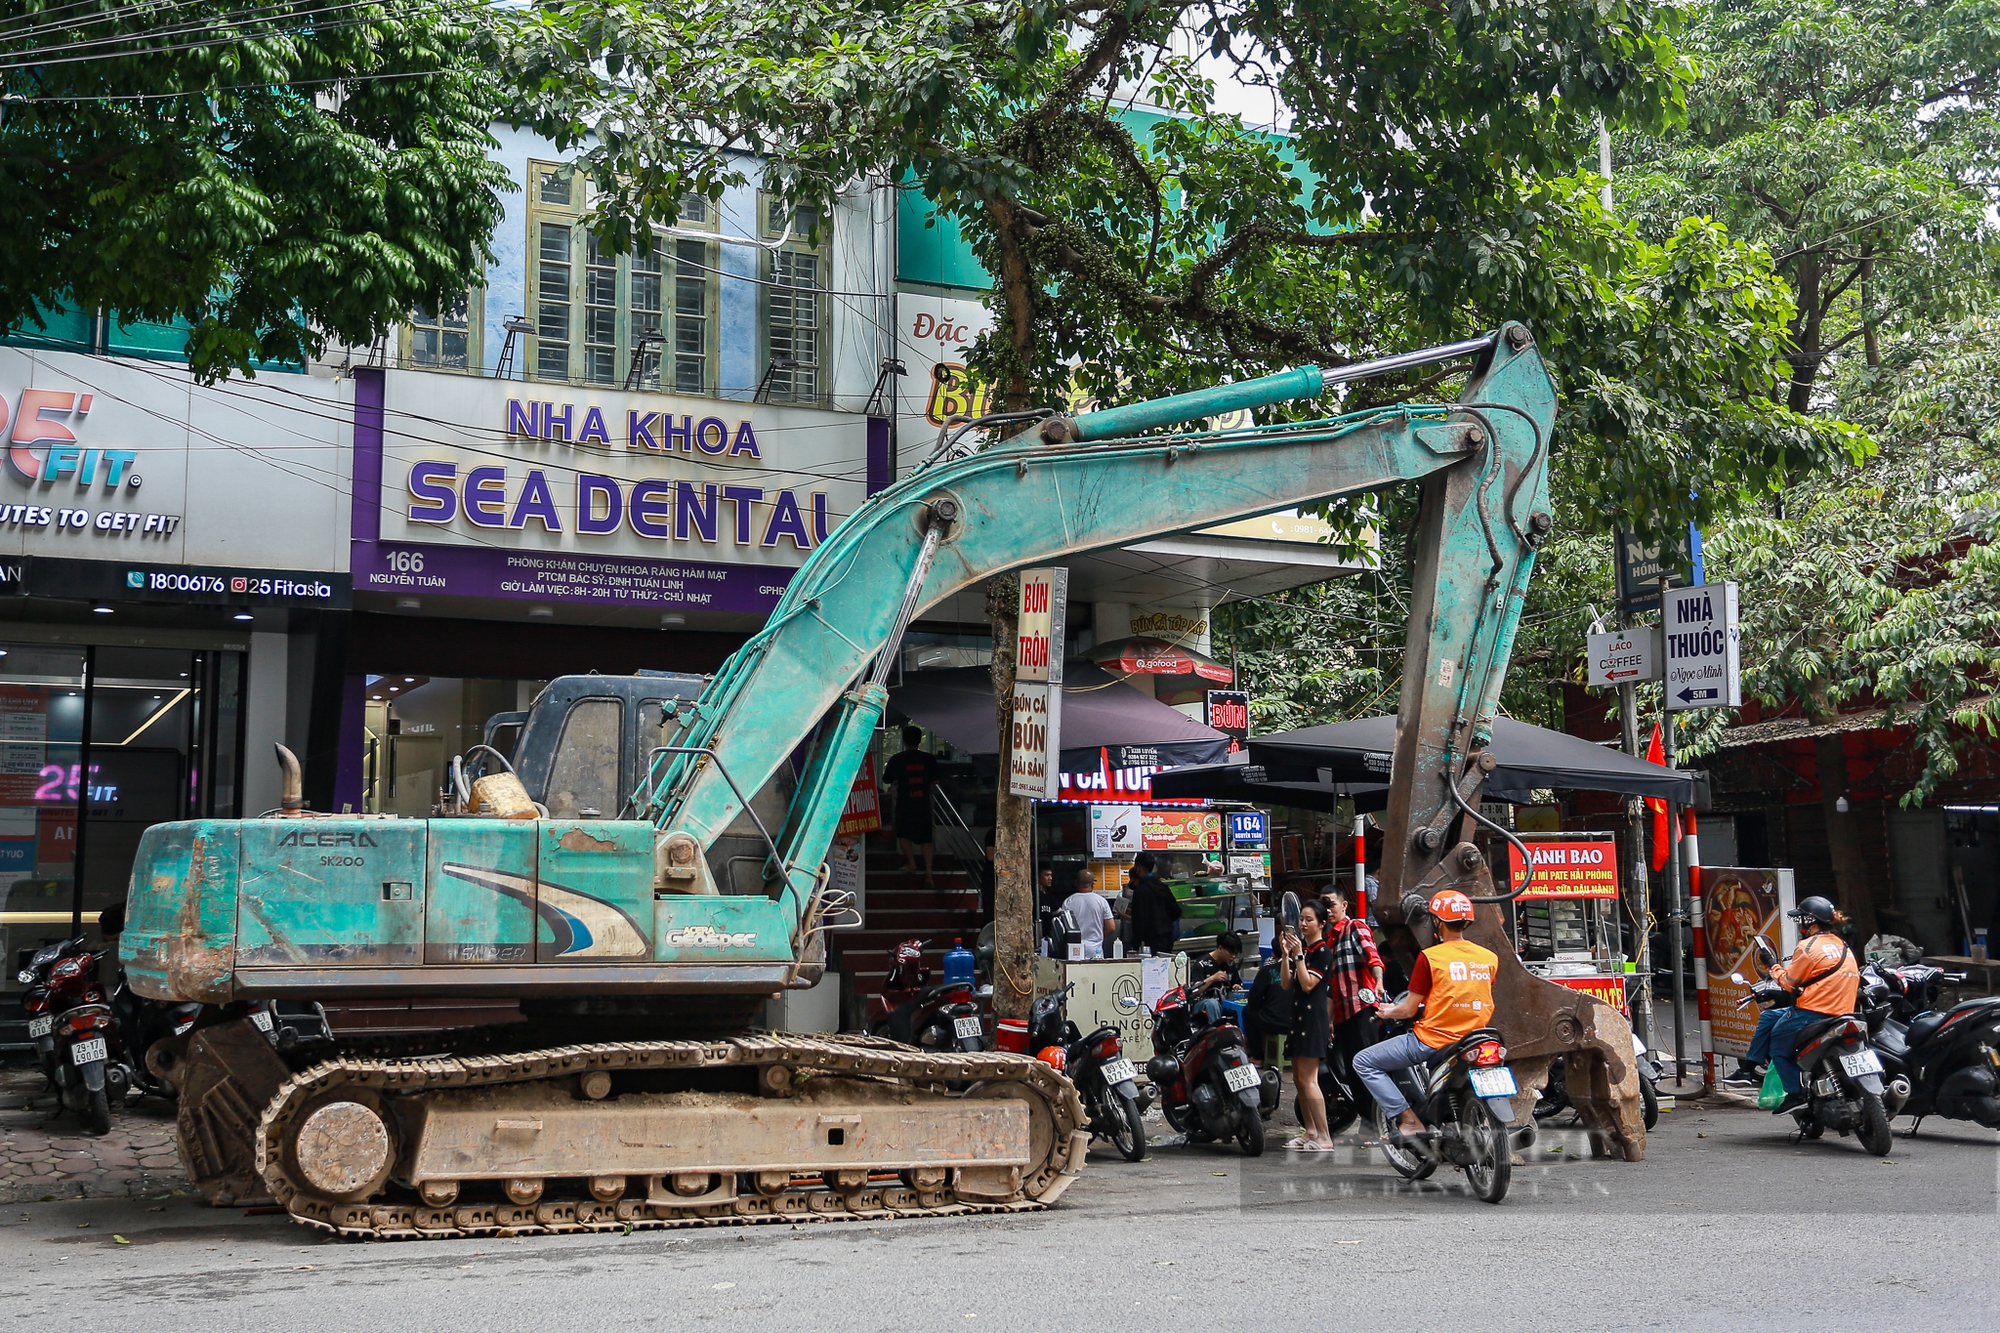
[{"left": 1, "top": 388, "right": 138, "bottom": 488}]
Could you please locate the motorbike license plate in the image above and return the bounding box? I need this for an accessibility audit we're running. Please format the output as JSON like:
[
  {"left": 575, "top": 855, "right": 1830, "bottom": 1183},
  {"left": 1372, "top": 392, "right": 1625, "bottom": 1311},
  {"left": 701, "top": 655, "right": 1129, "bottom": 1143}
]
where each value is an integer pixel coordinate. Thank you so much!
[
  {"left": 1469, "top": 1067, "right": 1518, "bottom": 1098},
  {"left": 952, "top": 1015, "right": 983, "bottom": 1041},
  {"left": 1100, "top": 1058, "right": 1137, "bottom": 1086},
  {"left": 1839, "top": 1049, "right": 1883, "bottom": 1078},
  {"left": 1223, "top": 1064, "right": 1259, "bottom": 1093},
  {"left": 250, "top": 1008, "right": 275, "bottom": 1033},
  {"left": 27, "top": 1015, "right": 52, "bottom": 1038},
  {"left": 70, "top": 1036, "right": 106, "bottom": 1065}
]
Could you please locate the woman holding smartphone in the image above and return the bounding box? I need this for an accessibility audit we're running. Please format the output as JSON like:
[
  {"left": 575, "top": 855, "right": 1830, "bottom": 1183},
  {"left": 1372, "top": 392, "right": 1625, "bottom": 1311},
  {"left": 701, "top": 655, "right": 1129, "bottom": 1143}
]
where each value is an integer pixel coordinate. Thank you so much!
[{"left": 1278, "top": 900, "right": 1334, "bottom": 1149}]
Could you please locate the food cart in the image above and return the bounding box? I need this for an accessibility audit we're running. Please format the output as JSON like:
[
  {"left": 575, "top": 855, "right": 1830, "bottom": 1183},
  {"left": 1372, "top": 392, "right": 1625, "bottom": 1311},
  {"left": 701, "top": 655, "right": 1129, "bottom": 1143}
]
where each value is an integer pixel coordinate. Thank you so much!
[{"left": 1505, "top": 831, "right": 1628, "bottom": 1013}]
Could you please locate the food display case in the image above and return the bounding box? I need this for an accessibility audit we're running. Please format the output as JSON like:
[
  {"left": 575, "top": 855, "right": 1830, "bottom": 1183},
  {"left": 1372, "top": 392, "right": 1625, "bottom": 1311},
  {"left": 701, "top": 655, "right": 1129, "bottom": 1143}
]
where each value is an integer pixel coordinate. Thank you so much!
[{"left": 1505, "top": 831, "right": 1629, "bottom": 1014}]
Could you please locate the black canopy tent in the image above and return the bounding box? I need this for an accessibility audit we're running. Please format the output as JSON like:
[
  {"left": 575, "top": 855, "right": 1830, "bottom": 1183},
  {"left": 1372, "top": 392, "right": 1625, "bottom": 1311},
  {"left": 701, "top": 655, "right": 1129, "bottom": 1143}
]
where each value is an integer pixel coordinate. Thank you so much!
[
  {"left": 886, "top": 662, "right": 1233, "bottom": 772},
  {"left": 1149, "top": 714, "right": 1706, "bottom": 807},
  {"left": 1148, "top": 762, "right": 1388, "bottom": 813}
]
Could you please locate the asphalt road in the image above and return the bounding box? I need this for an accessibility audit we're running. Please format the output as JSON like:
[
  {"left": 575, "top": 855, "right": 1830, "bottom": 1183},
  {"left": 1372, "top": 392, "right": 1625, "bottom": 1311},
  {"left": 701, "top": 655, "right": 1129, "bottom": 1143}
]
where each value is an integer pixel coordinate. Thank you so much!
[{"left": 2, "top": 1097, "right": 1993, "bottom": 1333}]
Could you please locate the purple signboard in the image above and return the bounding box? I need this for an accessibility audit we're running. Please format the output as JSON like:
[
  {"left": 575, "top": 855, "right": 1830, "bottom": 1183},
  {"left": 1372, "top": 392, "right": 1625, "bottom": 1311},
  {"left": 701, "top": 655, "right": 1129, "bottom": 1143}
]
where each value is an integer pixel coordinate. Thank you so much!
[{"left": 349, "top": 540, "right": 791, "bottom": 614}]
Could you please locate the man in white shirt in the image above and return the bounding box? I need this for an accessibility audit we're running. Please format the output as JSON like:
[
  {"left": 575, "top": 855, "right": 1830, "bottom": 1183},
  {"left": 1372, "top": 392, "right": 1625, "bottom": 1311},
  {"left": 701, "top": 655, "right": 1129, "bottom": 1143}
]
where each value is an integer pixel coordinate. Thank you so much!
[{"left": 1060, "top": 867, "right": 1115, "bottom": 959}]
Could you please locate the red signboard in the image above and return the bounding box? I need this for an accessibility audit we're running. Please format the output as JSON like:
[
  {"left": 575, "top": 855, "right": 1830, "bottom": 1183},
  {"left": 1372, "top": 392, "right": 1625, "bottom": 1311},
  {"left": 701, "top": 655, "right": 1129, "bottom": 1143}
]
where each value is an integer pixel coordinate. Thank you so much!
[
  {"left": 1550, "top": 974, "right": 1628, "bottom": 1014},
  {"left": 1509, "top": 837, "right": 1619, "bottom": 898},
  {"left": 1053, "top": 749, "right": 1206, "bottom": 807},
  {"left": 836, "top": 761, "right": 882, "bottom": 837}
]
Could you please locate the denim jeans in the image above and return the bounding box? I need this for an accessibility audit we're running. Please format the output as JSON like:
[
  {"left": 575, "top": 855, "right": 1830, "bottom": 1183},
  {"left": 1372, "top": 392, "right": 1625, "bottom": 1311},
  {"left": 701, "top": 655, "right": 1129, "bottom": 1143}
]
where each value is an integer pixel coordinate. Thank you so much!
[
  {"left": 1352, "top": 1030, "right": 1442, "bottom": 1118},
  {"left": 1768, "top": 1005, "right": 1836, "bottom": 1096},
  {"left": 1745, "top": 1007, "right": 1782, "bottom": 1066}
]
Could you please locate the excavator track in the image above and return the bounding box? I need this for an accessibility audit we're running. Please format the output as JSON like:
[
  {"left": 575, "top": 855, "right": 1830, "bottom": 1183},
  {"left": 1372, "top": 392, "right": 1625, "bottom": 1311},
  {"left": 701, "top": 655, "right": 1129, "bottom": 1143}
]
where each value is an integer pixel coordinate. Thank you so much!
[{"left": 247, "top": 1032, "right": 1087, "bottom": 1240}]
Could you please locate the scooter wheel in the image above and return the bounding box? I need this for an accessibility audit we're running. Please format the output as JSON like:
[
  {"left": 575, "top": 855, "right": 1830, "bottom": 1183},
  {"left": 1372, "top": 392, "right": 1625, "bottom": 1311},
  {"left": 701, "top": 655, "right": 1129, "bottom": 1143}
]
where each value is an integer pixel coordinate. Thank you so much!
[
  {"left": 1640, "top": 1077, "right": 1659, "bottom": 1131},
  {"left": 87, "top": 1087, "right": 112, "bottom": 1137},
  {"left": 1106, "top": 1089, "right": 1147, "bottom": 1162},
  {"left": 1237, "top": 1110, "right": 1265, "bottom": 1157}
]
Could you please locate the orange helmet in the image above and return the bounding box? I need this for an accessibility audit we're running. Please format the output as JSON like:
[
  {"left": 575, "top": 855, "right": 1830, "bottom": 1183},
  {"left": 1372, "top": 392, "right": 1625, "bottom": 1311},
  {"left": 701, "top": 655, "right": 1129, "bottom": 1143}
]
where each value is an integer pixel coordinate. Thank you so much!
[
  {"left": 1429, "top": 889, "right": 1475, "bottom": 923},
  {"left": 1035, "top": 1046, "right": 1067, "bottom": 1073}
]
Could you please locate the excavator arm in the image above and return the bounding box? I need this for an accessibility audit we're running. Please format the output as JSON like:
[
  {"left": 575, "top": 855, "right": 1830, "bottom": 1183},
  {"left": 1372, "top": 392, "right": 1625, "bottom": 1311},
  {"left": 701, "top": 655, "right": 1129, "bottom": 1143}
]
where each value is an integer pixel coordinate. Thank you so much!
[
  {"left": 654, "top": 326, "right": 1550, "bottom": 908},
  {"left": 649, "top": 320, "right": 1644, "bottom": 1160}
]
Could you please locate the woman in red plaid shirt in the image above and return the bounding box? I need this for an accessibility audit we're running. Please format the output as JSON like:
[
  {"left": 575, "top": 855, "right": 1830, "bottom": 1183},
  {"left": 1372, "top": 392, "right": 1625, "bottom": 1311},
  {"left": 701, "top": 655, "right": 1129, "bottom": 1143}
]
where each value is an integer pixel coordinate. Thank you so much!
[{"left": 1321, "top": 887, "right": 1386, "bottom": 1117}]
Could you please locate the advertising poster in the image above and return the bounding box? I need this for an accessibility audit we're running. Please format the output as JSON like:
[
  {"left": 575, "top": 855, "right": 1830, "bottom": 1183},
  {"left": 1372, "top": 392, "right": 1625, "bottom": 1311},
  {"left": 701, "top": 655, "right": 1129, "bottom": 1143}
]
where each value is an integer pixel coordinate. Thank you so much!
[
  {"left": 1141, "top": 810, "right": 1221, "bottom": 852},
  {"left": 1006, "top": 682, "right": 1062, "bottom": 800},
  {"left": 1701, "top": 867, "right": 1798, "bottom": 1057},
  {"left": 824, "top": 834, "right": 865, "bottom": 928},
  {"left": 1090, "top": 804, "right": 1143, "bottom": 856},
  {"left": 835, "top": 762, "right": 881, "bottom": 837}
]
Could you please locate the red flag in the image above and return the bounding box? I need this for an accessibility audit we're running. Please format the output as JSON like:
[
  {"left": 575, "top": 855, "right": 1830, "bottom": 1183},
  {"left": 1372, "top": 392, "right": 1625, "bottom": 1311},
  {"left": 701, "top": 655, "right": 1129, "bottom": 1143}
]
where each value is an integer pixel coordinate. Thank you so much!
[{"left": 1645, "top": 723, "right": 1670, "bottom": 870}]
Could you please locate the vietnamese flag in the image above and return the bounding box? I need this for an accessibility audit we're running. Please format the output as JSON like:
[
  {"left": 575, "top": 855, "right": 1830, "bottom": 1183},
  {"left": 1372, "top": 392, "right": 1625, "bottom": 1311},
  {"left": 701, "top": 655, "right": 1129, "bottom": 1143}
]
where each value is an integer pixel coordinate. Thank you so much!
[{"left": 1645, "top": 723, "right": 1670, "bottom": 870}]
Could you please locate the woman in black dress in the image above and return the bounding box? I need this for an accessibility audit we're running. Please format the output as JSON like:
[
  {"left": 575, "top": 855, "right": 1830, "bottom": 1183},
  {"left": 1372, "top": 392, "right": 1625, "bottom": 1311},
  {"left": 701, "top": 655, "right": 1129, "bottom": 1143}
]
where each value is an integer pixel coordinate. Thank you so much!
[{"left": 1278, "top": 900, "right": 1333, "bottom": 1149}]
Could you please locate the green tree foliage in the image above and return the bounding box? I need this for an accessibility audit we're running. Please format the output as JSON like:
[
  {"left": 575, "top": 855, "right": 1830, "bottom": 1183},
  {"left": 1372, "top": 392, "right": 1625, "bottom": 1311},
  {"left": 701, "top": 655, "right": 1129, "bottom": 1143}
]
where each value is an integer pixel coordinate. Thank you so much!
[
  {"left": 1687, "top": 319, "right": 2000, "bottom": 802},
  {"left": 1619, "top": 0, "right": 2000, "bottom": 413},
  {"left": 0, "top": 0, "right": 511, "bottom": 378},
  {"left": 504, "top": 0, "right": 1852, "bottom": 539}
]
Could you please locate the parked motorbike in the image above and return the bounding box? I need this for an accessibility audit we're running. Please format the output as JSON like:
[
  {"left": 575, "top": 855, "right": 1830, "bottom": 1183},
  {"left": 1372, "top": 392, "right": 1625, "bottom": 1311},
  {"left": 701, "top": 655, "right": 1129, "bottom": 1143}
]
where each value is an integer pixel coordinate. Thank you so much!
[
  {"left": 41, "top": 948, "right": 132, "bottom": 1134},
  {"left": 1733, "top": 970, "right": 1894, "bottom": 1155},
  {"left": 1028, "top": 982, "right": 1146, "bottom": 1162},
  {"left": 1371, "top": 1019, "right": 1521, "bottom": 1204},
  {"left": 1146, "top": 986, "right": 1277, "bottom": 1156},
  {"left": 16, "top": 935, "right": 86, "bottom": 1087},
  {"left": 110, "top": 966, "right": 203, "bottom": 1098},
  {"left": 1862, "top": 962, "right": 2000, "bottom": 1133},
  {"left": 866, "top": 939, "right": 985, "bottom": 1052},
  {"left": 1533, "top": 1033, "right": 1661, "bottom": 1130}
]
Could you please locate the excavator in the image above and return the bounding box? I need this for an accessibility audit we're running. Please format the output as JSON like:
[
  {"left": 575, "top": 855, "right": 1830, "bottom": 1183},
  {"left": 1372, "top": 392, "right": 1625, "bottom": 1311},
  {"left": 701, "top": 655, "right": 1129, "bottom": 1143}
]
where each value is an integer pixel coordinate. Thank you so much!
[{"left": 119, "top": 322, "right": 1646, "bottom": 1240}]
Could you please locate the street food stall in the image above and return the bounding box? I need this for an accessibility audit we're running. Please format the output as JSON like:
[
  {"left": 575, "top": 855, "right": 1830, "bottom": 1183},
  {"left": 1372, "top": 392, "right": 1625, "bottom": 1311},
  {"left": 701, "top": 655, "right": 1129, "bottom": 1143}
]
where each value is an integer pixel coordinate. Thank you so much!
[{"left": 1505, "top": 831, "right": 1629, "bottom": 1012}]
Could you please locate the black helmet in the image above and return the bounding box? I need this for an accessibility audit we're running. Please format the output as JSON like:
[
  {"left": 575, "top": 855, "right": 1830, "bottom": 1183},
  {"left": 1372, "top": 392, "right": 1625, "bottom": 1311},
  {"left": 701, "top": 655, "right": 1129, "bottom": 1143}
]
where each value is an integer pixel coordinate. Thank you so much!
[{"left": 1788, "top": 896, "right": 1837, "bottom": 926}]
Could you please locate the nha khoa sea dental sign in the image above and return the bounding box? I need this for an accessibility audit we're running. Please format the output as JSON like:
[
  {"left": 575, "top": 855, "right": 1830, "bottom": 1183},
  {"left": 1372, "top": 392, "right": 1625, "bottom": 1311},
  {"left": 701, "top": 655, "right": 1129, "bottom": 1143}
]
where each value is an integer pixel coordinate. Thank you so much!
[{"left": 376, "top": 374, "right": 869, "bottom": 572}]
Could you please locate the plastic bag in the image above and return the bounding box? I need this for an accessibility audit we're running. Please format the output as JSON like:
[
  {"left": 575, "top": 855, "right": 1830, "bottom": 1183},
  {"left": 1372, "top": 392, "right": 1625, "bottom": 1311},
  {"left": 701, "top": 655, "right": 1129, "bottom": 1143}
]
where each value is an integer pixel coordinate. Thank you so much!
[{"left": 1756, "top": 1063, "right": 1786, "bottom": 1109}]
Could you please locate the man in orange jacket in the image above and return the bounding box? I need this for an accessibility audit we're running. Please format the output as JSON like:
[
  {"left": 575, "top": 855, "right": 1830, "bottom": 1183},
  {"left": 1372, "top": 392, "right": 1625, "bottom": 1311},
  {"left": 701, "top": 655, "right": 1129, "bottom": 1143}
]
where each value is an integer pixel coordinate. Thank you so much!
[
  {"left": 1354, "top": 889, "right": 1500, "bottom": 1145},
  {"left": 1760, "top": 895, "right": 1860, "bottom": 1113}
]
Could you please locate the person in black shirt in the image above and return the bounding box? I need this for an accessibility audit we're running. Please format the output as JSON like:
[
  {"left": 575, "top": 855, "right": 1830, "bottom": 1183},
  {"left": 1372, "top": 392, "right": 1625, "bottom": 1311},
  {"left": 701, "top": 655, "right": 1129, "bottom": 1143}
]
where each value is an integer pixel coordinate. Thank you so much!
[
  {"left": 1279, "top": 900, "right": 1334, "bottom": 1149},
  {"left": 882, "top": 726, "right": 939, "bottom": 886},
  {"left": 1127, "top": 852, "right": 1181, "bottom": 954},
  {"left": 1188, "top": 931, "right": 1244, "bottom": 997}
]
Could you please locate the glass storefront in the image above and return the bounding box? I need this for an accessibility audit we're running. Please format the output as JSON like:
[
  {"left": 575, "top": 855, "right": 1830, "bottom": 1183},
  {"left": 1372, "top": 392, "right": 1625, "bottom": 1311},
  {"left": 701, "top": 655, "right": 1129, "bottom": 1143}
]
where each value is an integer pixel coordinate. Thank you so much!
[
  {"left": 362, "top": 676, "right": 538, "bottom": 817},
  {"left": 1, "top": 643, "right": 245, "bottom": 993}
]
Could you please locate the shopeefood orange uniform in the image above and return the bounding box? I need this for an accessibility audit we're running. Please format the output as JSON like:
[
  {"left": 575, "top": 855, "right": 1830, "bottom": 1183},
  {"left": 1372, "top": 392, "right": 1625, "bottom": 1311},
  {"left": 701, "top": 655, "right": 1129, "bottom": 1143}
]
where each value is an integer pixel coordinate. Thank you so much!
[
  {"left": 1772, "top": 932, "right": 1858, "bottom": 1015},
  {"left": 1409, "top": 938, "right": 1500, "bottom": 1047}
]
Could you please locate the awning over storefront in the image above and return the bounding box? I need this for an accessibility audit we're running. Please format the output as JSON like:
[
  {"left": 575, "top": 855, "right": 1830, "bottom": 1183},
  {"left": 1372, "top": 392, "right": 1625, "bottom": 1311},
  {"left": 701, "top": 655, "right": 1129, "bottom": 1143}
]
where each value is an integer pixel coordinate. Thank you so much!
[
  {"left": 1148, "top": 761, "right": 1388, "bottom": 813},
  {"left": 1244, "top": 714, "right": 1707, "bottom": 805},
  {"left": 1084, "top": 636, "right": 1235, "bottom": 685},
  {"left": 888, "top": 663, "right": 1232, "bottom": 772}
]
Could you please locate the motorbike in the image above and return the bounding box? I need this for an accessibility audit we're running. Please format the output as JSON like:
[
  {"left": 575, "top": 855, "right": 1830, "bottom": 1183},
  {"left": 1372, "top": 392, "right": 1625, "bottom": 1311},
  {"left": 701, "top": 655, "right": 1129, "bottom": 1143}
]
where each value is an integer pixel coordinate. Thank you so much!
[
  {"left": 17, "top": 935, "right": 86, "bottom": 1087},
  {"left": 865, "top": 938, "right": 985, "bottom": 1052},
  {"left": 110, "top": 966, "right": 204, "bottom": 1098},
  {"left": 41, "top": 948, "right": 133, "bottom": 1134},
  {"left": 1533, "top": 1033, "right": 1661, "bottom": 1130},
  {"left": 1732, "top": 969, "right": 1894, "bottom": 1155},
  {"left": 1027, "top": 982, "right": 1147, "bottom": 1162},
  {"left": 1146, "top": 986, "right": 1278, "bottom": 1156},
  {"left": 1861, "top": 962, "right": 2000, "bottom": 1134},
  {"left": 1371, "top": 1018, "right": 1521, "bottom": 1204}
]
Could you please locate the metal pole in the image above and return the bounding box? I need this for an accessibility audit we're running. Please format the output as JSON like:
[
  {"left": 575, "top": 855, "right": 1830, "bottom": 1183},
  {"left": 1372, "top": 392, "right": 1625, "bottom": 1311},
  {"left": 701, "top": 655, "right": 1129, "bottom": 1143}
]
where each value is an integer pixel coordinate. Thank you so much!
[
  {"left": 1662, "top": 603, "right": 1686, "bottom": 1081},
  {"left": 1618, "top": 631, "right": 1652, "bottom": 1045},
  {"left": 69, "top": 646, "right": 96, "bottom": 934}
]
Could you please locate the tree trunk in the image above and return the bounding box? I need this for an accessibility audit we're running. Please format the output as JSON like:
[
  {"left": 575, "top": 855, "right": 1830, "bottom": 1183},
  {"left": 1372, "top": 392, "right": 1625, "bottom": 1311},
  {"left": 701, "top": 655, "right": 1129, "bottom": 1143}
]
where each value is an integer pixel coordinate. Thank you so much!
[
  {"left": 1785, "top": 251, "right": 1823, "bottom": 415},
  {"left": 984, "top": 200, "right": 1042, "bottom": 1019},
  {"left": 1814, "top": 731, "right": 1876, "bottom": 939},
  {"left": 987, "top": 574, "right": 1034, "bottom": 1019}
]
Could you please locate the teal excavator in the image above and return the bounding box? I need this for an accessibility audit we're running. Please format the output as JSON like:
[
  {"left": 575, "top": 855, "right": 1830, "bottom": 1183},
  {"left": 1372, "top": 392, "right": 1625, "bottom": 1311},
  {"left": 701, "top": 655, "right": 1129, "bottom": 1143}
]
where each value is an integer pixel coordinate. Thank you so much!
[{"left": 121, "top": 323, "right": 1646, "bottom": 1239}]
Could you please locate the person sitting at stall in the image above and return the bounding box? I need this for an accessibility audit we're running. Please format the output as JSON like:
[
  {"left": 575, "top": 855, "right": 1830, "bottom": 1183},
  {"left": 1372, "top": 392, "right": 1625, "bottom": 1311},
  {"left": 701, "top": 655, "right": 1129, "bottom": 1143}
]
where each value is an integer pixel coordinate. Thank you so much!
[
  {"left": 1242, "top": 945, "right": 1294, "bottom": 1068},
  {"left": 1059, "top": 868, "right": 1115, "bottom": 960},
  {"left": 1189, "top": 932, "right": 1244, "bottom": 997}
]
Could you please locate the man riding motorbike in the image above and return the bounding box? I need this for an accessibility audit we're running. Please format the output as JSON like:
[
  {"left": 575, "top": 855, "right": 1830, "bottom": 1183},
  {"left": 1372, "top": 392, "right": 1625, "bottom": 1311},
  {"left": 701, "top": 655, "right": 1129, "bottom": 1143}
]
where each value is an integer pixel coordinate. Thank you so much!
[
  {"left": 1749, "top": 895, "right": 1860, "bottom": 1114},
  {"left": 1353, "top": 889, "right": 1499, "bottom": 1150}
]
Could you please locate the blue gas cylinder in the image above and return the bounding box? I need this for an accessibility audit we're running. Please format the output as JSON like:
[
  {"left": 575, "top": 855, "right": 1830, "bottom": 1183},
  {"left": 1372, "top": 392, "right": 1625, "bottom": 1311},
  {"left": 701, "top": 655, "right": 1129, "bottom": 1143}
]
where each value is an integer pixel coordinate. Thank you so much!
[{"left": 942, "top": 937, "right": 976, "bottom": 990}]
